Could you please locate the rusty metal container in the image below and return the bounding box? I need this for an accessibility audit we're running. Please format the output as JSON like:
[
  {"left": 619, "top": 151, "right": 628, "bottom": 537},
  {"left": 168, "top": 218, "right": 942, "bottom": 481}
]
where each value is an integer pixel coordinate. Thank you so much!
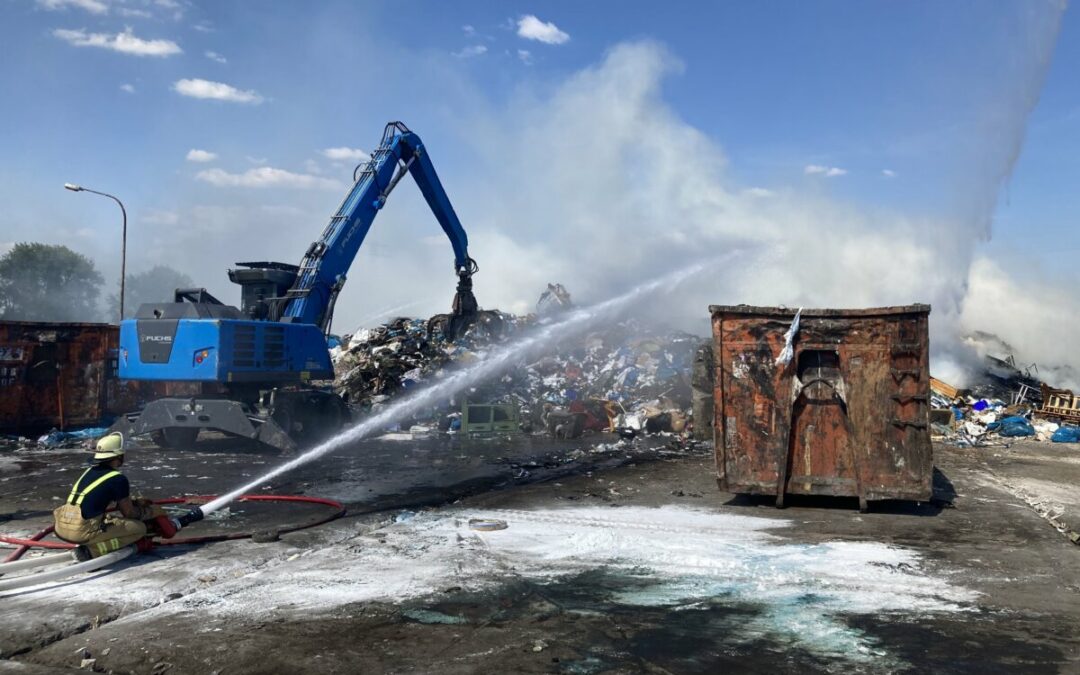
[
  {"left": 709, "top": 305, "right": 933, "bottom": 510},
  {"left": 0, "top": 321, "right": 196, "bottom": 434},
  {"left": 0, "top": 321, "right": 119, "bottom": 432}
]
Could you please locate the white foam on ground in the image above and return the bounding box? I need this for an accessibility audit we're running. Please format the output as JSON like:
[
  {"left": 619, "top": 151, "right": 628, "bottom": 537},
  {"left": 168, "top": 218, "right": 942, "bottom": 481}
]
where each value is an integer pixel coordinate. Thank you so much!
[
  {"left": 144, "top": 505, "right": 974, "bottom": 664},
  {"left": 2, "top": 506, "right": 977, "bottom": 666}
]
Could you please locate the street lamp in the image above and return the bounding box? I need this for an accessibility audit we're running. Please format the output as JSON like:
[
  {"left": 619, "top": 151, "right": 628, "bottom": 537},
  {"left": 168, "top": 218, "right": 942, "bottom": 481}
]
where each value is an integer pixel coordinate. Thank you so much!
[{"left": 64, "top": 183, "right": 128, "bottom": 323}]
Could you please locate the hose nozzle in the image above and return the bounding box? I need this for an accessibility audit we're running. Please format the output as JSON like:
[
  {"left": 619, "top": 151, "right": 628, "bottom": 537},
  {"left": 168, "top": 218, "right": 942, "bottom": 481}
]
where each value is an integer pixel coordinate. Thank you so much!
[{"left": 177, "top": 506, "right": 205, "bottom": 528}]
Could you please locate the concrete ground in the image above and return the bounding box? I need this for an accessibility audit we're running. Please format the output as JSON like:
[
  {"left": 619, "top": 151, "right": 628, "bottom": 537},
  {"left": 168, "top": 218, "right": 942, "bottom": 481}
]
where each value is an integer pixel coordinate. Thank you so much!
[{"left": 0, "top": 434, "right": 1077, "bottom": 674}]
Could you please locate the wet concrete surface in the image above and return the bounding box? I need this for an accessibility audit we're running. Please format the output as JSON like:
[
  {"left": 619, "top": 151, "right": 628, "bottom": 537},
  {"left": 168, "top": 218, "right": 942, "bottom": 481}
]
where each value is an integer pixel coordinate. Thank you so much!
[
  {"left": 1, "top": 433, "right": 623, "bottom": 521},
  {"left": 0, "top": 435, "right": 1077, "bottom": 674}
]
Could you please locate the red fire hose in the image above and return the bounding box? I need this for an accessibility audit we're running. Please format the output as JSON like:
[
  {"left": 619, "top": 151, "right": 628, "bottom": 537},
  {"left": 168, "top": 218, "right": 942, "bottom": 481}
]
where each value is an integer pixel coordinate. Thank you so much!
[{"left": 1, "top": 494, "right": 345, "bottom": 563}]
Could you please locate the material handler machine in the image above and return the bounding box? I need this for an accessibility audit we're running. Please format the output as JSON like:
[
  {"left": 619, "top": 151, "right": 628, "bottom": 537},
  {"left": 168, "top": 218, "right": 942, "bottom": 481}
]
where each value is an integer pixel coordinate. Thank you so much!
[{"left": 111, "top": 122, "right": 486, "bottom": 452}]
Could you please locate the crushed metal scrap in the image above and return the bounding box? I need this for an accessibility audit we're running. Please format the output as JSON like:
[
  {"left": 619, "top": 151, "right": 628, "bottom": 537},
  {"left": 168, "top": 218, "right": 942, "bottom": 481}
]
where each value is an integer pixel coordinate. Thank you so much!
[{"left": 330, "top": 285, "right": 705, "bottom": 440}]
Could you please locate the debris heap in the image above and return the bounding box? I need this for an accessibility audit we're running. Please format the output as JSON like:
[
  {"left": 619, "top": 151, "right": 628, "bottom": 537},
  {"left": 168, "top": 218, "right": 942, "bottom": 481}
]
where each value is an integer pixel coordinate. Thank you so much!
[
  {"left": 331, "top": 294, "right": 704, "bottom": 439},
  {"left": 931, "top": 365, "right": 1080, "bottom": 446}
]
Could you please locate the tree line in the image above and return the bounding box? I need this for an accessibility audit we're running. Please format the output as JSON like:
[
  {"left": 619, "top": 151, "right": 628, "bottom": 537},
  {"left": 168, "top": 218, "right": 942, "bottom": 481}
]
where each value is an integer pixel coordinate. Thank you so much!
[{"left": 0, "top": 243, "right": 194, "bottom": 323}]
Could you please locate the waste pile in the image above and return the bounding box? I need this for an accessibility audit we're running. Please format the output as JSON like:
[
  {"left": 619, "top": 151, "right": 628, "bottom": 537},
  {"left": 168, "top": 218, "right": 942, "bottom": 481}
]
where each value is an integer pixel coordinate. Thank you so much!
[
  {"left": 331, "top": 286, "right": 703, "bottom": 440},
  {"left": 931, "top": 370, "right": 1080, "bottom": 447}
]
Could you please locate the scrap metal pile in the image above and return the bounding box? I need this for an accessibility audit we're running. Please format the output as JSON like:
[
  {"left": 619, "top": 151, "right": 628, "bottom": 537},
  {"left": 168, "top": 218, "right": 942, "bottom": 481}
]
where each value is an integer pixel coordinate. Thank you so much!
[{"left": 331, "top": 288, "right": 702, "bottom": 439}]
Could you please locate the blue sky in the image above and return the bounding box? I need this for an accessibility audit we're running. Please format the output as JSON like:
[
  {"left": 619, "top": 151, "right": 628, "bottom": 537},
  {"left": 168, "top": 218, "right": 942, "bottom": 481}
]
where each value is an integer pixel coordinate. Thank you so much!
[{"left": 0, "top": 0, "right": 1076, "bottom": 378}]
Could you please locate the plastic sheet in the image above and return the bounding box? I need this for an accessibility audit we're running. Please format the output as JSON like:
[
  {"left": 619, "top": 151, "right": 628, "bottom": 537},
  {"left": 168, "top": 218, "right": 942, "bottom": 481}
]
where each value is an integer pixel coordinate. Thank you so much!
[
  {"left": 986, "top": 416, "right": 1035, "bottom": 438},
  {"left": 773, "top": 308, "right": 802, "bottom": 367},
  {"left": 1051, "top": 425, "right": 1080, "bottom": 443},
  {"left": 36, "top": 427, "right": 109, "bottom": 448}
]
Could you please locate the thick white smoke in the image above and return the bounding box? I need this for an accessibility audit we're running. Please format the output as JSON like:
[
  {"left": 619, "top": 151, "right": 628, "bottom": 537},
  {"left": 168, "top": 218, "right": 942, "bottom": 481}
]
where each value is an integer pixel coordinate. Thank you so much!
[
  {"left": 114, "top": 4, "right": 1069, "bottom": 389},
  {"left": 446, "top": 15, "right": 1067, "bottom": 387}
]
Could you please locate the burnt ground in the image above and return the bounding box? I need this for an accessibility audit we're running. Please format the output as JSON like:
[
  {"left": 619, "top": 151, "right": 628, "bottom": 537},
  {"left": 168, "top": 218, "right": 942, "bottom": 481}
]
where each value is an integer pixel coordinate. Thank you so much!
[{"left": 0, "top": 434, "right": 1077, "bottom": 674}]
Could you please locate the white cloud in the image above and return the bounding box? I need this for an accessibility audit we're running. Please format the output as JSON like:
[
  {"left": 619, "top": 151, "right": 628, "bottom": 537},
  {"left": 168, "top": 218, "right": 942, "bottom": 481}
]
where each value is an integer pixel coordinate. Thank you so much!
[
  {"left": 117, "top": 7, "right": 151, "bottom": 18},
  {"left": 517, "top": 49, "right": 533, "bottom": 65},
  {"left": 172, "top": 78, "right": 263, "bottom": 104},
  {"left": 119, "top": 83, "right": 135, "bottom": 93},
  {"left": 516, "top": 15, "right": 569, "bottom": 44},
  {"left": 195, "top": 167, "right": 342, "bottom": 190},
  {"left": 320, "top": 147, "right": 369, "bottom": 162},
  {"left": 304, "top": 159, "right": 323, "bottom": 174},
  {"left": 36, "top": 0, "right": 107, "bottom": 14},
  {"left": 462, "top": 24, "right": 475, "bottom": 37},
  {"left": 204, "top": 50, "right": 227, "bottom": 64},
  {"left": 192, "top": 20, "right": 213, "bottom": 33},
  {"left": 245, "top": 156, "right": 267, "bottom": 164},
  {"left": 37, "top": 0, "right": 187, "bottom": 19},
  {"left": 52, "top": 27, "right": 182, "bottom": 57},
  {"left": 804, "top": 164, "right": 847, "bottom": 177},
  {"left": 743, "top": 187, "right": 774, "bottom": 198},
  {"left": 882, "top": 169, "right": 897, "bottom": 178},
  {"left": 453, "top": 44, "right": 487, "bottom": 58},
  {"left": 186, "top": 149, "right": 217, "bottom": 163}
]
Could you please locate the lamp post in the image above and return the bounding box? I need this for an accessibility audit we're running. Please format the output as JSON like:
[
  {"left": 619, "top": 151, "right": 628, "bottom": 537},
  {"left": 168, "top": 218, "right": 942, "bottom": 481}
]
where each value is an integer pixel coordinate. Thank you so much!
[{"left": 64, "top": 183, "right": 127, "bottom": 323}]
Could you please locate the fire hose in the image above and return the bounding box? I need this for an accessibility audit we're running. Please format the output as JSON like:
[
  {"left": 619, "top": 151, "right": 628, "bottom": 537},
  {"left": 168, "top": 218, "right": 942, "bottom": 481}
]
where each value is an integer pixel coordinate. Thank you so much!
[{"left": 0, "top": 494, "right": 345, "bottom": 592}]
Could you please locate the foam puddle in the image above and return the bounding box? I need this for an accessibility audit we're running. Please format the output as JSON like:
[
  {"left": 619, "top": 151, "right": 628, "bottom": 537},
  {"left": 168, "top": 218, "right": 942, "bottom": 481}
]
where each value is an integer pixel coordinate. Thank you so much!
[{"left": 162, "top": 506, "right": 976, "bottom": 668}]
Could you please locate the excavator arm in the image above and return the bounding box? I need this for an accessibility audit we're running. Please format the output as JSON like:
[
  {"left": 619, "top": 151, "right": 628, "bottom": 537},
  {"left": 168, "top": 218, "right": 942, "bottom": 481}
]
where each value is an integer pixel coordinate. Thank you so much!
[{"left": 275, "top": 122, "right": 479, "bottom": 335}]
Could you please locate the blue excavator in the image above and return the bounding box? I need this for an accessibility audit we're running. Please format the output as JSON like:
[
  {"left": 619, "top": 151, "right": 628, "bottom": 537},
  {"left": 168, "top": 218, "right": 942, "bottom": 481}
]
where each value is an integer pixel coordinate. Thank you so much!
[{"left": 111, "top": 122, "right": 489, "bottom": 452}]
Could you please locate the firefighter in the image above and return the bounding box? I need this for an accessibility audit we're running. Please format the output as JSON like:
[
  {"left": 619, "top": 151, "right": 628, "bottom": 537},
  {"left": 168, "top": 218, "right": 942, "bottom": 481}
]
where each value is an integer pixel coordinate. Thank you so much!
[{"left": 53, "top": 432, "right": 179, "bottom": 561}]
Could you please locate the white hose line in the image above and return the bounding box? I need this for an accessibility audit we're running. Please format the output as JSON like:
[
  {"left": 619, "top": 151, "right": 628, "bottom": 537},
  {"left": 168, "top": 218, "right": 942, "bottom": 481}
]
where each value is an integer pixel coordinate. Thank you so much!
[
  {"left": 0, "top": 551, "right": 74, "bottom": 575},
  {"left": 0, "top": 546, "right": 134, "bottom": 593}
]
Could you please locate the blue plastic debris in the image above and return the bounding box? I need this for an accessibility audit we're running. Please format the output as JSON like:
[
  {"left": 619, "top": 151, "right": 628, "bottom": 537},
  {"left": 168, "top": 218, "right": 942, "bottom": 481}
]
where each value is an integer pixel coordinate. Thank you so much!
[
  {"left": 985, "top": 416, "right": 1034, "bottom": 438},
  {"left": 1051, "top": 425, "right": 1080, "bottom": 443},
  {"left": 36, "top": 427, "right": 109, "bottom": 448},
  {"left": 972, "top": 400, "right": 989, "bottom": 412}
]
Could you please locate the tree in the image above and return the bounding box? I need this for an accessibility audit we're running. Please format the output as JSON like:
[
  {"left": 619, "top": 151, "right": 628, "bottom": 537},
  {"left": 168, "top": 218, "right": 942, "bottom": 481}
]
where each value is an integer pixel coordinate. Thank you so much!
[
  {"left": 0, "top": 243, "right": 104, "bottom": 322},
  {"left": 108, "top": 265, "right": 195, "bottom": 319}
]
